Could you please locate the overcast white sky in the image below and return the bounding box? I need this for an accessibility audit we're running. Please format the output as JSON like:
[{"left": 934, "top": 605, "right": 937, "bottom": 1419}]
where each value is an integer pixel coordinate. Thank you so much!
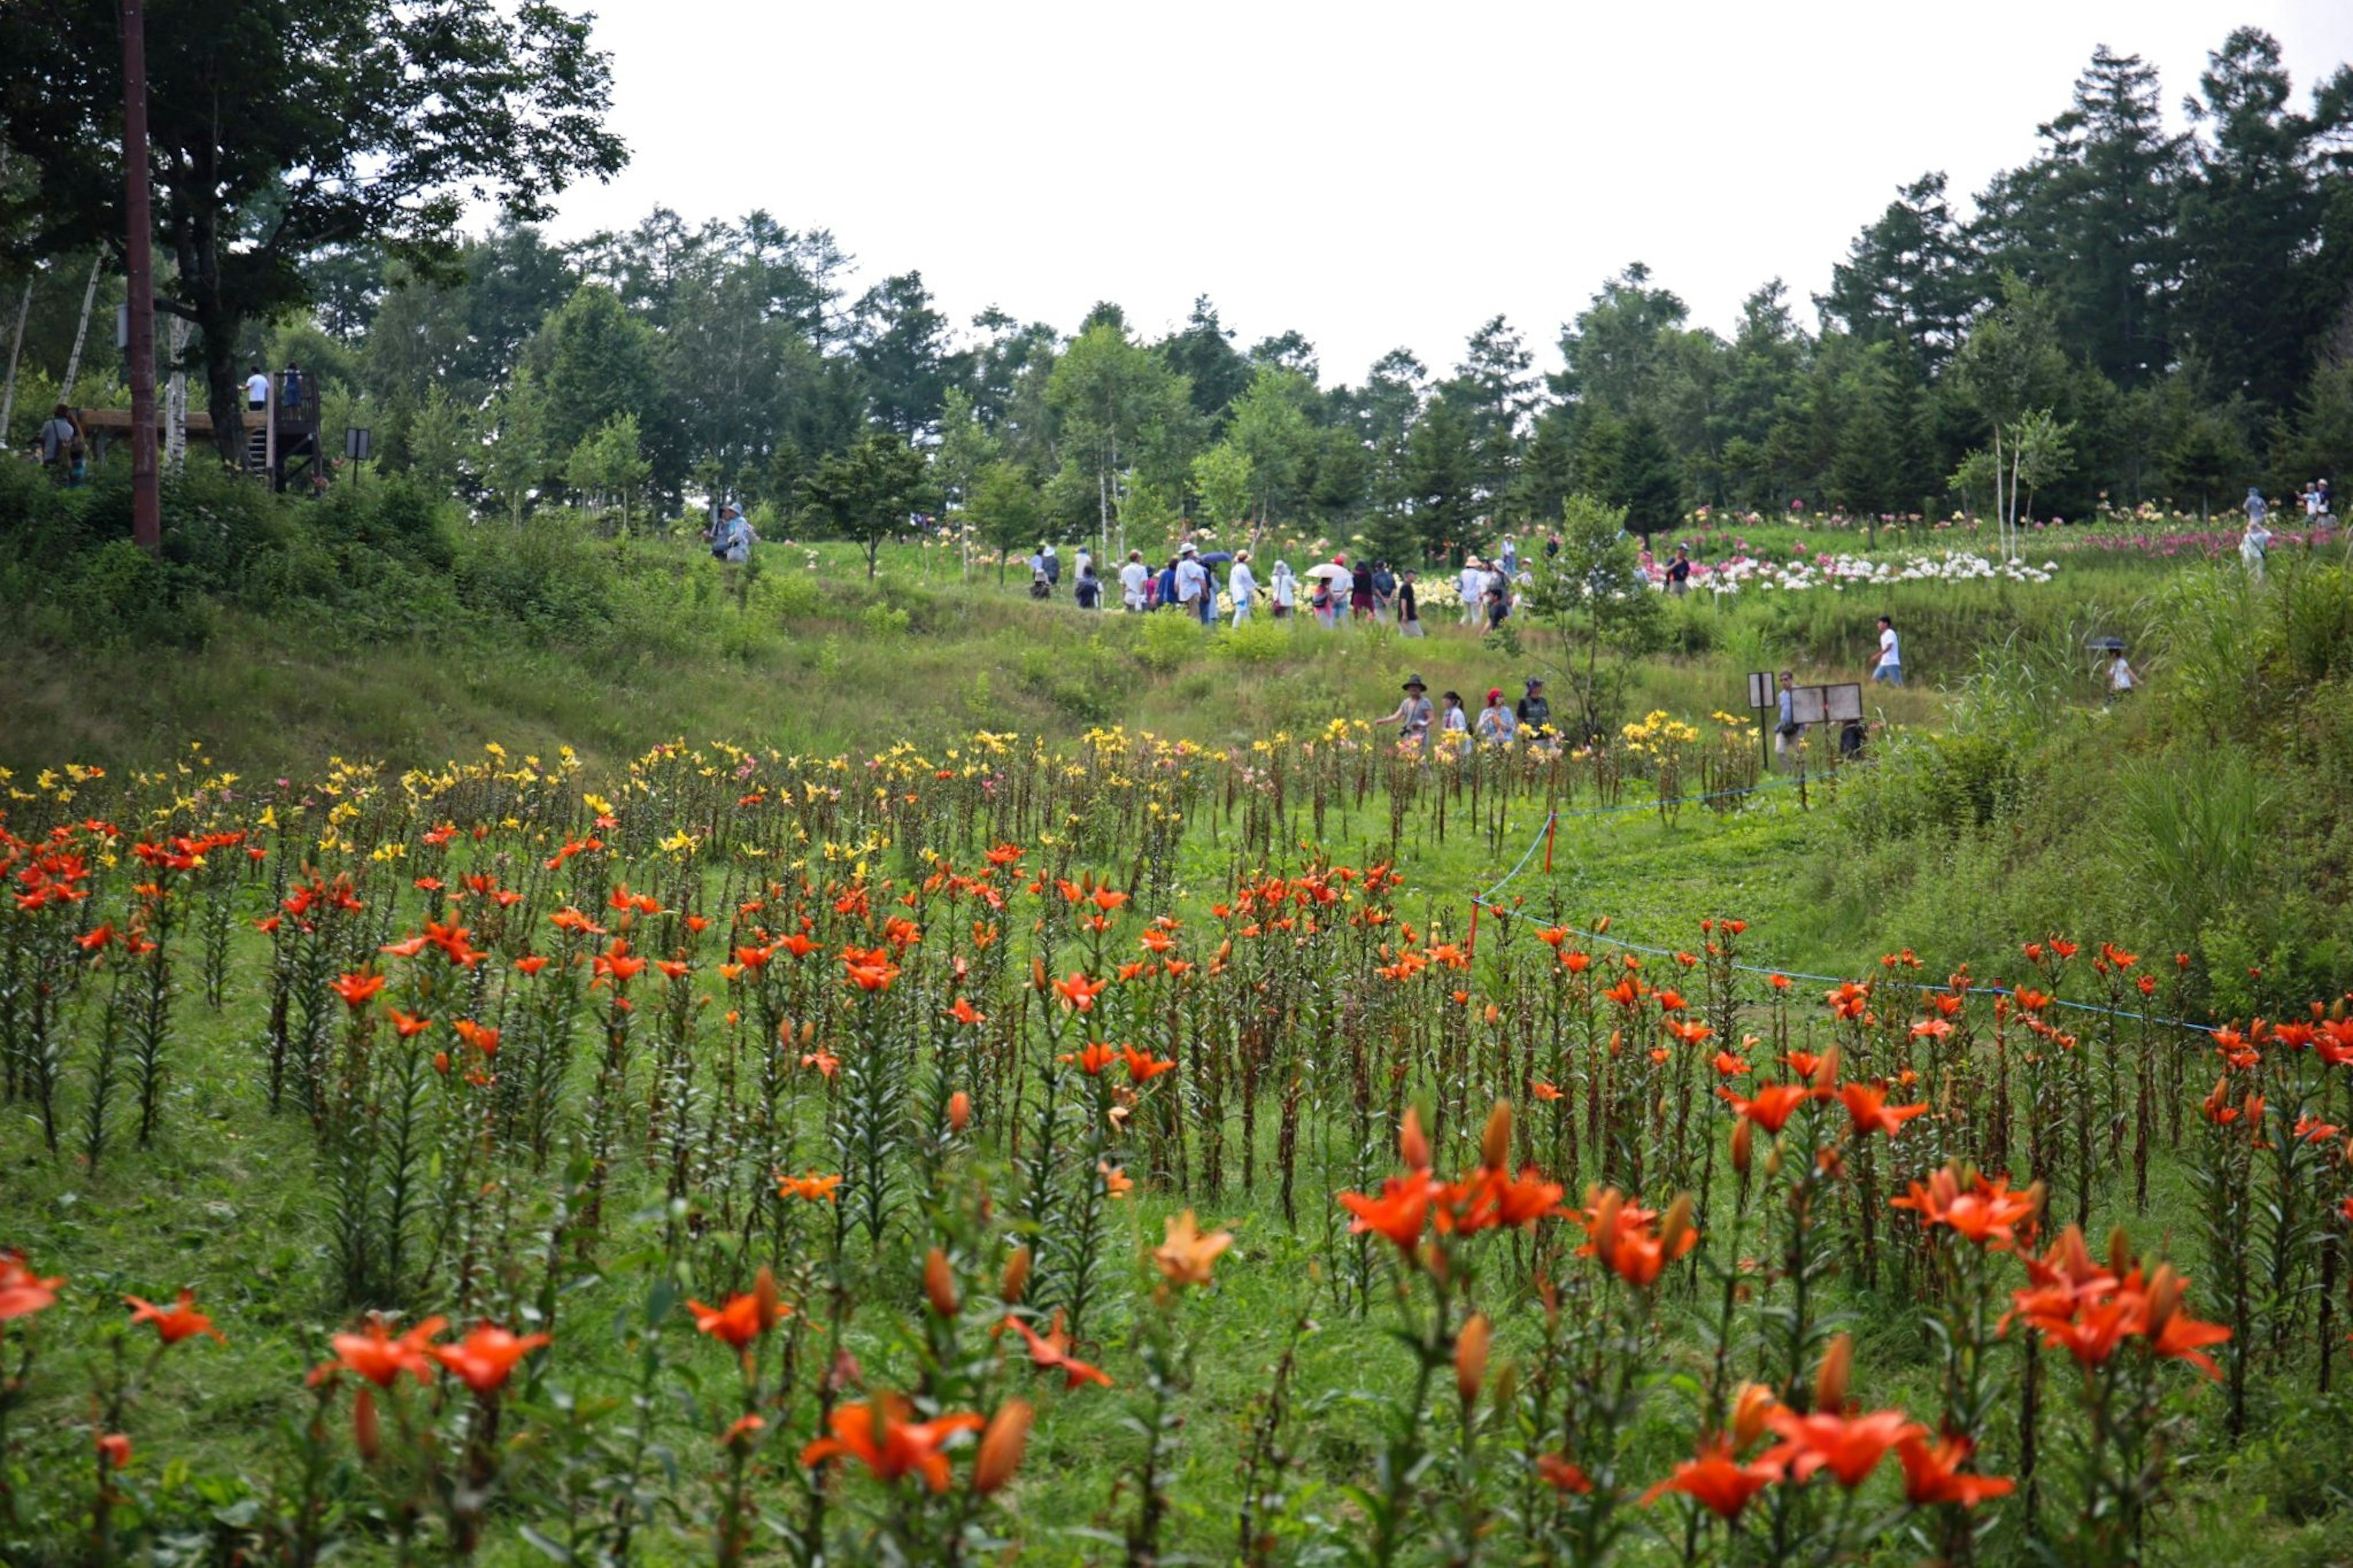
[{"left": 549, "top": 0, "right": 2353, "bottom": 387}]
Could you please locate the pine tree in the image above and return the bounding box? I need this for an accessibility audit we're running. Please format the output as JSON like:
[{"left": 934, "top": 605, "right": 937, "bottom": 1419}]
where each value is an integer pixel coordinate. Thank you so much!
[{"left": 1613, "top": 414, "right": 1682, "bottom": 539}]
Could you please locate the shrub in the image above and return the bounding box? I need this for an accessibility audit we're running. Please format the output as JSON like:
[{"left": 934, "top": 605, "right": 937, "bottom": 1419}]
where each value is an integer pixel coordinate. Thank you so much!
[
  {"left": 1214, "top": 618, "right": 1294, "bottom": 665},
  {"left": 1135, "top": 609, "right": 1203, "bottom": 672}
]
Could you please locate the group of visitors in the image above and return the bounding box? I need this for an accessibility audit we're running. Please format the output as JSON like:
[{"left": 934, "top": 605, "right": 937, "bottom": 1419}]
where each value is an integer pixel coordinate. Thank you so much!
[
  {"left": 1370, "top": 672, "right": 1560, "bottom": 755},
  {"left": 1006, "top": 532, "right": 1548, "bottom": 638},
  {"left": 2240, "top": 480, "right": 2332, "bottom": 581}
]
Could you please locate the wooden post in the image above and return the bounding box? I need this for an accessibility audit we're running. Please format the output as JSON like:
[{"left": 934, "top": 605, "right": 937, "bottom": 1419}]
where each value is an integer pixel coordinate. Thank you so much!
[{"left": 121, "top": 0, "right": 159, "bottom": 552}]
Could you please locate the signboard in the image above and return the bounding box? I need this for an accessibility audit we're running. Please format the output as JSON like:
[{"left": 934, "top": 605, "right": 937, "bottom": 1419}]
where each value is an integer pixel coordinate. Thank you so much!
[
  {"left": 344, "top": 426, "right": 372, "bottom": 461},
  {"left": 1787, "top": 683, "right": 1864, "bottom": 725},
  {"left": 1746, "top": 670, "right": 1775, "bottom": 710}
]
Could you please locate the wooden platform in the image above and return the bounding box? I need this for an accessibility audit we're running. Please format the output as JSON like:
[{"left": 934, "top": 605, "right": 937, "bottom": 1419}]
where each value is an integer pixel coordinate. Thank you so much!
[{"left": 77, "top": 406, "right": 260, "bottom": 437}]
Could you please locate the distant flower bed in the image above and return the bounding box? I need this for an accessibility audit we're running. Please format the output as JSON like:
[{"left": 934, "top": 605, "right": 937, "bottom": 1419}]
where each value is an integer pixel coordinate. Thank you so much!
[
  {"left": 1663, "top": 550, "right": 2058, "bottom": 594},
  {"left": 2058, "top": 525, "right": 2339, "bottom": 560}
]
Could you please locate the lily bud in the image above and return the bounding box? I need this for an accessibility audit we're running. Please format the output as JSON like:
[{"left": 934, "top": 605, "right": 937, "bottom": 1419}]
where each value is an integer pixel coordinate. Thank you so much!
[
  {"left": 354, "top": 1387, "right": 381, "bottom": 1463},
  {"left": 1590, "top": 1190, "right": 1624, "bottom": 1268},
  {"left": 948, "top": 1091, "right": 971, "bottom": 1133},
  {"left": 1765, "top": 1140, "right": 1786, "bottom": 1179},
  {"left": 800, "top": 1020, "right": 816, "bottom": 1047},
  {"left": 2025, "top": 1180, "right": 2048, "bottom": 1227},
  {"left": 1491, "top": 1357, "right": 1518, "bottom": 1415},
  {"left": 2108, "top": 1225, "right": 2133, "bottom": 1282},
  {"left": 1658, "top": 1193, "right": 1694, "bottom": 1260},
  {"left": 1031, "top": 956, "right": 1048, "bottom": 991},
  {"left": 1814, "top": 1332, "right": 1852, "bottom": 1414},
  {"left": 754, "top": 1265, "right": 781, "bottom": 1334},
  {"left": 1731, "top": 1381, "right": 1777, "bottom": 1450},
  {"left": 1480, "top": 1101, "right": 1514, "bottom": 1172},
  {"left": 972, "top": 1398, "right": 1033, "bottom": 1496},
  {"left": 1812, "top": 1046, "right": 1839, "bottom": 1089},
  {"left": 1455, "top": 1314, "right": 1491, "bottom": 1407},
  {"left": 1730, "top": 1117, "right": 1753, "bottom": 1174},
  {"left": 923, "top": 1248, "right": 958, "bottom": 1317},
  {"left": 2145, "top": 1263, "right": 2181, "bottom": 1336},
  {"left": 999, "top": 1247, "right": 1031, "bottom": 1304},
  {"left": 1400, "top": 1107, "right": 1431, "bottom": 1171}
]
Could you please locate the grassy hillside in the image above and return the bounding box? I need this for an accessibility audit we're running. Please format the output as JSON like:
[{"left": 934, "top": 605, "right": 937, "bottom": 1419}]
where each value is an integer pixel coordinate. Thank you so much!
[{"left": 6, "top": 477, "right": 2353, "bottom": 1566}]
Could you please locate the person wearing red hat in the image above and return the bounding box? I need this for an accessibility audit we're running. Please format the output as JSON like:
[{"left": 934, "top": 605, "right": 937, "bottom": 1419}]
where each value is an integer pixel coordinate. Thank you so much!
[{"left": 1474, "top": 687, "right": 1517, "bottom": 746}]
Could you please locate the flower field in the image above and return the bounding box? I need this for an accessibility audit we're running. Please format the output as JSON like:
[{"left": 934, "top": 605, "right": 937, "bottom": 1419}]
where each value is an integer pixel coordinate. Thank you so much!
[{"left": 1, "top": 729, "right": 2345, "bottom": 1566}]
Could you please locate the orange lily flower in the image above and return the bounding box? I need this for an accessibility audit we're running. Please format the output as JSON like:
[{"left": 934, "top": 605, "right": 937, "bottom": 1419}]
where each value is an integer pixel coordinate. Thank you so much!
[
  {"left": 1889, "top": 1165, "right": 2041, "bottom": 1248},
  {"left": 1760, "top": 1407, "right": 1924, "bottom": 1488},
  {"left": 1053, "top": 972, "right": 1108, "bottom": 1012},
  {"left": 0, "top": 1252, "right": 63, "bottom": 1319},
  {"left": 1642, "top": 1437, "right": 1779, "bottom": 1518},
  {"left": 779, "top": 1171, "right": 844, "bottom": 1203},
  {"left": 124, "top": 1289, "right": 225, "bottom": 1345},
  {"left": 1121, "top": 1045, "right": 1176, "bottom": 1082},
  {"left": 688, "top": 1268, "right": 785, "bottom": 1350},
  {"left": 1896, "top": 1434, "right": 2015, "bottom": 1507},
  {"left": 1838, "top": 1082, "right": 1928, "bottom": 1139},
  {"left": 1153, "top": 1210, "right": 1233, "bottom": 1287},
  {"left": 323, "top": 1315, "right": 447, "bottom": 1387},
  {"left": 1721, "top": 1083, "right": 1821, "bottom": 1134},
  {"left": 330, "top": 972, "right": 385, "bottom": 1010},
  {"left": 1340, "top": 1173, "right": 1438, "bottom": 1249},
  {"left": 800, "top": 1395, "right": 983, "bottom": 1491},
  {"left": 431, "top": 1322, "right": 551, "bottom": 1396},
  {"left": 1536, "top": 1452, "right": 1593, "bottom": 1493},
  {"left": 1004, "top": 1310, "right": 1115, "bottom": 1389}
]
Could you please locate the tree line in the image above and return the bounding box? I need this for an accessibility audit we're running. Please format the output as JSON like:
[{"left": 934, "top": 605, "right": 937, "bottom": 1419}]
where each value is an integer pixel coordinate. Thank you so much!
[{"left": 6, "top": 18, "right": 2353, "bottom": 561}]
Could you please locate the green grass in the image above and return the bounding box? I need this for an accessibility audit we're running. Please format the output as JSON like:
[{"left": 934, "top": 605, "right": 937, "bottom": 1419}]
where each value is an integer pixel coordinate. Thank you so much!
[{"left": 6, "top": 500, "right": 2352, "bottom": 1564}]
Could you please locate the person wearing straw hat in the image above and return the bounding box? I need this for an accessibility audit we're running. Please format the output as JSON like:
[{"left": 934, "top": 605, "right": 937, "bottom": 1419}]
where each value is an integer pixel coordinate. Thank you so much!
[
  {"left": 1371, "top": 674, "right": 1434, "bottom": 746},
  {"left": 1227, "top": 549, "right": 1258, "bottom": 627}
]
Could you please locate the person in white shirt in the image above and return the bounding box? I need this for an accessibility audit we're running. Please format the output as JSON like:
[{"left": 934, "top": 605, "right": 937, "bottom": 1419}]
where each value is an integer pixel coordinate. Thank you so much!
[
  {"left": 1458, "top": 559, "right": 1485, "bottom": 627},
  {"left": 1440, "top": 691, "right": 1470, "bottom": 757},
  {"left": 2109, "top": 650, "right": 2138, "bottom": 697},
  {"left": 1870, "top": 616, "right": 1902, "bottom": 686},
  {"left": 720, "top": 507, "right": 754, "bottom": 564},
  {"left": 1227, "top": 550, "right": 1258, "bottom": 626},
  {"left": 1118, "top": 550, "right": 1150, "bottom": 611},
  {"left": 1174, "top": 545, "right": 1209, "bottom": 616},
  {"left": 2240, "top": 517, "right": 2271, "bottom": 581},
  {"left": 244, "top": 365, "right": 270, "bottom": 409},
  {"left": 1270, "top": 560, "right": 1297, "bottom": 618}
]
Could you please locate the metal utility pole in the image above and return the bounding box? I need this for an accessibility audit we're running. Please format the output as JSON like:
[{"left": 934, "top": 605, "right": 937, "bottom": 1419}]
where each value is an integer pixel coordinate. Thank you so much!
[{"left": 121, "top": 0, "right": 159, "bottom": 552}]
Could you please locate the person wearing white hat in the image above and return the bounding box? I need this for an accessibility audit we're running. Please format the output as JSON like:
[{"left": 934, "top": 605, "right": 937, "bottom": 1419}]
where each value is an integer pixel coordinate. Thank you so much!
[
  {"left": 1457, "top": 558, "right": 1485, "bottom": 628},
  {"left": 1270, "top": 560, "right": 1297, "bottom": 619}
]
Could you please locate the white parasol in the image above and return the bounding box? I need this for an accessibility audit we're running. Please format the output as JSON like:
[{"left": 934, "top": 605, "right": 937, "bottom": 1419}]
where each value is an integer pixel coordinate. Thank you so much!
[{"left": 1303, "top": 562, "right": 1354, "bottom": 583}]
